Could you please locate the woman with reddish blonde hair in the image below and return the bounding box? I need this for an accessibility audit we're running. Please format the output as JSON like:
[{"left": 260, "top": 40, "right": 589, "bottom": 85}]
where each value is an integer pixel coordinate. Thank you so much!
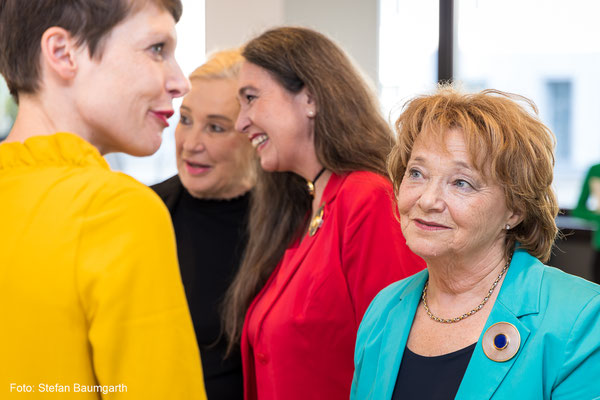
[{"left": 352, "top": 86, "right": 600, "bottom": 400}]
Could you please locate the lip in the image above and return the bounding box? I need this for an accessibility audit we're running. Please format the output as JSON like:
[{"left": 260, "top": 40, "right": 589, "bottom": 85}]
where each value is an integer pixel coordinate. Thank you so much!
[
  {"left": 413, "top": 218, "right": 451, "bottom": 231},
  {"left": 184, "top": 160, "right": 212, "bottom": 175},
  {"left": 150, "top": 110, "right": 174, "bottom": 128},
  {"left": 248, "top": 132, "right": 269, "bottom": 151}
]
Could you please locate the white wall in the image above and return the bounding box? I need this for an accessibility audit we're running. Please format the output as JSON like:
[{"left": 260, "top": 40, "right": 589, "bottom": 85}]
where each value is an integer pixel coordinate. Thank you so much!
[
  {"left": 284, "top": 0, "right": 379, "bottom": 86},
  {"left": 177, "top": 0, "right": 206, "bottom": 76},
  {"left": 205, "top": 0, "right": 284, "bottom": 52},
  {"left": 204, "top": 0, "right": 379, "bottom": 85}
]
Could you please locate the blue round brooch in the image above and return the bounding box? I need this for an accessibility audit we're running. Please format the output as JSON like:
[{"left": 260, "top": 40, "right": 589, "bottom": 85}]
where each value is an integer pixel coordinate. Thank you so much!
[{"left": 482, "top": 322, "right": 520, "bottom": 362}]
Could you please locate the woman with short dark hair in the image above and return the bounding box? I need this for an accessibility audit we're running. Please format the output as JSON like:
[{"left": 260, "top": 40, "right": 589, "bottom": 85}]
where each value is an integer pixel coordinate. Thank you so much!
[{"left": 0, "top": 1, "right": 206, "bottom": 398}]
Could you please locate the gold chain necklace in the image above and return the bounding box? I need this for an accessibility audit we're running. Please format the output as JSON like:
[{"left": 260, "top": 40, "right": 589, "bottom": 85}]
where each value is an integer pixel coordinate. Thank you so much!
[{"left": 421, "top": 258, "right": 510, "bottom": 324}]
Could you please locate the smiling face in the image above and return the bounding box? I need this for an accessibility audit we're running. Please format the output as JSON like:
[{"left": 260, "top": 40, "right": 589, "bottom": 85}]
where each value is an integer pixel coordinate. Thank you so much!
[
  {"left": 235, "top": 61, "right": 315, "bottom": 174},
  {"left": 397, "top": 129, "right": 520, "bottom": 263},
  {"left": 72, "top": 3, "right": 189, "bottom": 156},
  {"left": 175, "top": 77, "right": 255, "bottom": 199}
]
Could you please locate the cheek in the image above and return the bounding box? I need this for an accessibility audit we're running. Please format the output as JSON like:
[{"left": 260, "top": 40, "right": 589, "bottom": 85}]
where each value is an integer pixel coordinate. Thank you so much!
[
  {"left": 205, "top": 137, "right": 242, "bottom": 176},
  {"left": 448, "top": 199, "right": 491, "bottom": 231},
  {"left": 396, "top": 182, "right": 415, "bottom": 214},
  {"left": 396, "top": 195, "right": 410, "bottom": 215},
  {"left": 228, "top": 133, "right": 253, "bottom": 154},
  {"left": 256, "top": 103, "right": 280, "bottom": 132},
  {"left": 174, "top": 130, "right": 185, "bottom": 156}
]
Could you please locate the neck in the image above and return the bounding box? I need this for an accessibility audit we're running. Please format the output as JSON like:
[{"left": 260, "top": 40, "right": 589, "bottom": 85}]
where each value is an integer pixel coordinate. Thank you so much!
[
  {"left": 189, "top": 180, "right": 253, "bottom": 201},
  {"left": 425, "top": 247, "right": 508, "bottom": 299},
  {"left": 5, "top": 91, "right": 92, "bottom": 148},
  {"left": 310, "top": 169, "right": 332, "bottom": 207}
]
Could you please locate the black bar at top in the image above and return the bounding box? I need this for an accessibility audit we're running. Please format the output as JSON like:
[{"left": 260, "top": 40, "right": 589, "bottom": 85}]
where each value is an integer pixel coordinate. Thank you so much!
[{"left": 438, "top": 0, "right": 454, "bottom": 83}]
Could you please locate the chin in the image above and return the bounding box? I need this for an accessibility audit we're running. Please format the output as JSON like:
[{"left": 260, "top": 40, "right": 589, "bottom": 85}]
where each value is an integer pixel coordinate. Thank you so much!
[
  {"left": 187, "top": 185, "right": 213, "bottom": 199},
  {"left": 128, "top": 146, "right": 160, "bottom": 157},
  {"left": 405, "top": 240, "right": 442, "bottom": 261},
  {"left": 129, "top": 136, "right": 163, "bottom": 157},
  {"left": 259, "top": 157, "right": 278, "bottom": 172}
]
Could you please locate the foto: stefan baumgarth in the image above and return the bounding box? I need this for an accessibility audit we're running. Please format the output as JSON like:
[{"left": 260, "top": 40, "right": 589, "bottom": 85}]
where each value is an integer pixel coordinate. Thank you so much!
[{"left": 10, "top": 383, "right": 127, "bottom": 394}]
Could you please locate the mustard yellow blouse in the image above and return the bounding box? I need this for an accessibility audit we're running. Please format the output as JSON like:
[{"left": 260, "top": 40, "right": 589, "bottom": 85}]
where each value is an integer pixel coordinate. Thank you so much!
[{"left": 0, "top": 133, "right": 206, "bottom": 399}]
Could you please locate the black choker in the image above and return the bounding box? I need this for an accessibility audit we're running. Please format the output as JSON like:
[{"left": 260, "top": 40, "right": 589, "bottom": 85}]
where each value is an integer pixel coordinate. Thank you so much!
[{"left": 306, "top": 167, "right": 326, "bottom": 198}]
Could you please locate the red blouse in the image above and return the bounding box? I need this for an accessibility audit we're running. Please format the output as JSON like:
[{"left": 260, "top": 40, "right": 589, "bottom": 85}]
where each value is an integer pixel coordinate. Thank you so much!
[{"left": 241, "top": 171, "right": 425, "bottom": 400}]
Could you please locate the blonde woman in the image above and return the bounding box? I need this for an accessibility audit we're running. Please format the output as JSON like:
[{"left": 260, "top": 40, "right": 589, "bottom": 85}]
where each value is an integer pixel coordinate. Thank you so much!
[{"left": 152, "top": 49, "right": 256, "bottom": 399}]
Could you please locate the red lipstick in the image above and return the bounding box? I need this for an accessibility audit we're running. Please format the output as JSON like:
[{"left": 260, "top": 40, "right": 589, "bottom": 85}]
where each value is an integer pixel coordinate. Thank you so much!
[{"left": 150, "top": 110, "right": 174, "bottom": 128}]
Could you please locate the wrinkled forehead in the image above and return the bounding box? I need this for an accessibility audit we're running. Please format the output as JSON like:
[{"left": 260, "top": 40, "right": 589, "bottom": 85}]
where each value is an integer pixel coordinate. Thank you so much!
[{"left": 414, "top": 125, "right": 491, "bottom": 176}]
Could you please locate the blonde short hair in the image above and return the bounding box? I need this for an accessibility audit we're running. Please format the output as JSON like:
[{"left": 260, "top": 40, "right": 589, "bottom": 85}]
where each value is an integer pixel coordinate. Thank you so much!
[
  {"left": 388, "top": 85, "right": 559, "bottom": 262},
  {"left": 189, "top": 48, "right": 243, "bottom": 81}
]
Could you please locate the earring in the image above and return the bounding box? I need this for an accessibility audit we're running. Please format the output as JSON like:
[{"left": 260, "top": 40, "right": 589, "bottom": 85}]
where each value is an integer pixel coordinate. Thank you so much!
[
  {"left": 505, "top": 224, "right": 511, "bottom": 230},
  {"left": 307, "top": 110, "right": 315, "bottom": 117}
]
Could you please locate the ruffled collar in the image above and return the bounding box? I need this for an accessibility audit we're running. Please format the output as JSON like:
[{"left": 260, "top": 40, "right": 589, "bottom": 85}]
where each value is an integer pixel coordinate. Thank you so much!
[{"left": 0, "top": 132, "right": 109, "bottom": 170}]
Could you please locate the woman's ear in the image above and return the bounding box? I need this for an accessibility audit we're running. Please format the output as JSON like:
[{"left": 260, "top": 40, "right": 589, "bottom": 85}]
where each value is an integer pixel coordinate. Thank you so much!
[
  {"left": 299, "top": 87, "right": 317, "bottom": 118},
  {"left": 506, "top": 209, "right": 524, "bottom": 230},
  {"left": 39, "top": 27, "right": 79, "bottom": 82}
]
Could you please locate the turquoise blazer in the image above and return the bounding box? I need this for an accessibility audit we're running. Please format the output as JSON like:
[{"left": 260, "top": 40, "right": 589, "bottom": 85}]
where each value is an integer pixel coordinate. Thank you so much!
[{"left": 351, "top": 249, "right": 600, "bottom": 399}]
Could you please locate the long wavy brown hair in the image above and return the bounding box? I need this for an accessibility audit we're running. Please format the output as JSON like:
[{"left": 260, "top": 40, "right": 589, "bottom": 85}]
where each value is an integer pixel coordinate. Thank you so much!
[{"left": 222, "top": 27, "right": 394, "bottom": 352}]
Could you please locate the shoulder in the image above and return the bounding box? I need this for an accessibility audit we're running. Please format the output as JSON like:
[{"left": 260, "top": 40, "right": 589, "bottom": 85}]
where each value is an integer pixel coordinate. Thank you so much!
[
  {"left": 511, "top": 251, "right": 600, "bottom": 314},
  {"left": 336, "top": 171, "right": 394, "bottom": 208},
  {"left": 533, "top": 263, "right": 600, "bottom": 394},
  {"left": 371, "top": 270, "right": 425, "bottom": 309},
  {"left": 150, "top": 175, "right": 182, "bottom": 210},
  {"left": 540, "top": 264, "right": 600, "bottom": 314},
  {"left": 512, "top": 252, "right": 600, "bottom": 349},
  {"left": 542, "top": 264, "right": 600, "bottom": 294},
  {"left": 151, "top": 175, "right": 181, "bottom": 198},
  {"left": 81, "top": 169, "right": 171, "bottom": 225},
  {"left": 340, "top": 170, "right": 392, "bottom": 193},
  {"left": 359, "top": 270, "right": 426, "bottom": 332},
  {"left": 590, "top": 163, "right": 600, "bottom": 175}
]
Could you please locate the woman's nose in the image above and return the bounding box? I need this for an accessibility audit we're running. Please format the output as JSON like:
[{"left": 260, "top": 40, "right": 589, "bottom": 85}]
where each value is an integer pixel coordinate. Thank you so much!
[
  {"left": 235, "top": 109, "right": 250, "bottom": 133},
  {"left": 166, "top": 61, "right": 191, "bottom": 99},
  {"left": 417, "top": 181, "right": 445, "bottom": 211},
  {"left": 181, "top": 130, "right": 206, "bottom": 152}
]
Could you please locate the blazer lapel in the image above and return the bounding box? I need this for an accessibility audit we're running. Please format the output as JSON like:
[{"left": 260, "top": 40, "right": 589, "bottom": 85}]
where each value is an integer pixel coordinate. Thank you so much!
[
  {"left": 455, "top": 302, "right": 531, "bottom": 399},
  {"left": 375, "top": 272, "right": 428, "bottom": 400},
  {"left": 455, "top": 250, "right": 542, "bottom": 399}
]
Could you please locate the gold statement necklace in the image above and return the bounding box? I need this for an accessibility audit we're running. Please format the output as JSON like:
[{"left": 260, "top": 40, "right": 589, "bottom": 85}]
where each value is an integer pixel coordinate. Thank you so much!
[
  {"left": 421, "top": 258, "right": 510, "bottom": 323},
  {"left": 306, "top": 167, "right": 326, "bottom": 198},
  {"left": 306, "top": 168, "right": 327, "bottom": 236}
]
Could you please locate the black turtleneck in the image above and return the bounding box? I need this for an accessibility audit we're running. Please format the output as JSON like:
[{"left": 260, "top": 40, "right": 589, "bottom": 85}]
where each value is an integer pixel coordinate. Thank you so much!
[{"left": 152, "top": 175, "right": 248, "bottom": 400}]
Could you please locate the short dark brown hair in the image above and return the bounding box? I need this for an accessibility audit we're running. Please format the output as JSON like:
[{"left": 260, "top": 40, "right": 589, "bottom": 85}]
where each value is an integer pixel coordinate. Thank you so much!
[
  {"left": 0, "top": 0, "right": 182, "bottom": 101},
  {"left": 388, "top": 85, "right": 559, "bottom": 262}
]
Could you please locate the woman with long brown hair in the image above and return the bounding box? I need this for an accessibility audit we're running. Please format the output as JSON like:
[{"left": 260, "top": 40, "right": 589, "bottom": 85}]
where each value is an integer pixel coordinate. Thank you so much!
[{"left": 223, "top": 27, "right": 425, "bottom": 400}]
